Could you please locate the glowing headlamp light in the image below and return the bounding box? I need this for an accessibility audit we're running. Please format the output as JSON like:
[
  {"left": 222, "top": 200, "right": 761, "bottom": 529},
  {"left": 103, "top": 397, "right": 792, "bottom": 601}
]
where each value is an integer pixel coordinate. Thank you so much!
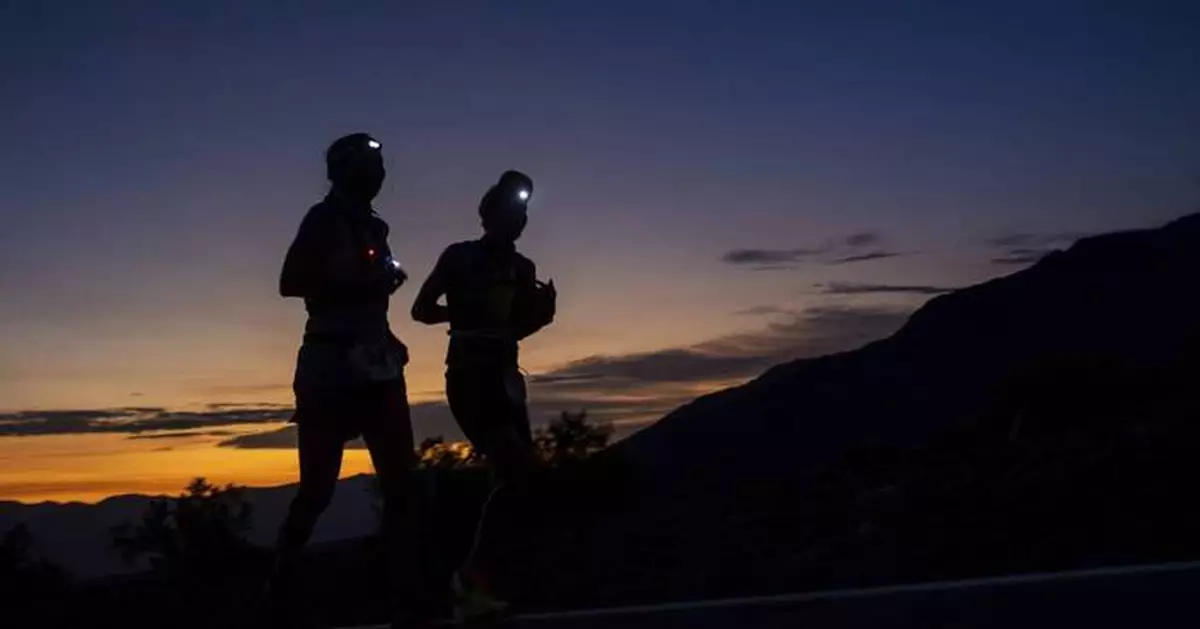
[
  {"left": 367, "top": 139, "right": 381, "bottom": 150},
  {"left": 516, "top": 188, "right": 530, "bottom": 202}
]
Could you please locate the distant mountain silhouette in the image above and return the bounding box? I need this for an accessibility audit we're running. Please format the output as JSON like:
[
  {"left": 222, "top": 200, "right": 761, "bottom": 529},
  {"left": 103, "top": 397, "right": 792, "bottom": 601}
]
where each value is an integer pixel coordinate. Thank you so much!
[
  {"left": 0, "top": 475, "right": 378, "bottom": 578},
  {"left": 620, "top": 213, "right": 1200, "bottom": 494}
]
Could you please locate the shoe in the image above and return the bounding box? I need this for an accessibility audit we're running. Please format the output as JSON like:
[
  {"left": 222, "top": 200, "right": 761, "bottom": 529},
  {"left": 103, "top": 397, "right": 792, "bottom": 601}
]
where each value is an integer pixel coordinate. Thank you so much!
[{"left": 451, "top": 571, "right": 510, "bottom": 625}]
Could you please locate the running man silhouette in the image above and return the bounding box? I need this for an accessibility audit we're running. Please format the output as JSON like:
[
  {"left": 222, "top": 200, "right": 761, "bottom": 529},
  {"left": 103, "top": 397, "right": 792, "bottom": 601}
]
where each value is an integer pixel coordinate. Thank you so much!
[
  {"left": 412, "top": 170, "right": 556, "bottom": 622},
  {"left": 274, "top": 133, "right": 437, "bottom": 629}
]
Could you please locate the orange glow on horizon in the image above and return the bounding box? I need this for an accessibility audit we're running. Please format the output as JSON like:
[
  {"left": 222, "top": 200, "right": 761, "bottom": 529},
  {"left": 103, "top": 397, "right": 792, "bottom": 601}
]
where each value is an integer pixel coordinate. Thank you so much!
[
  {"left": 0, "top": 430, "right": 376, "bottom": 504},
  {"left": 0, "top": 307, "right": 765, "bottom": 504}
]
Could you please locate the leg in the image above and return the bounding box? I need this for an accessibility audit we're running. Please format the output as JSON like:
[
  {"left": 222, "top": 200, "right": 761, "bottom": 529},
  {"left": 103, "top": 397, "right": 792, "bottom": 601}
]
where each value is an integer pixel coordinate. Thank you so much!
[
  {"left": 504, "top": 366, "right": 535, "bottom": 449},
  {"left": 359, "top": 379, "right": 441, "bottom": 619},
  {"left": 270, "top": 419, "right": 345, "bottom": 627},
  {"left": 448, "top": 367, "right": 539, "bottom": 486},
  {"left": 476, "top": 368, "right": 541, "bottom": 531},
  {"left": 445, "top": 367, "right": 540, "bottom": 617},
  {"left": 276, "top": 421, "right": 345, "bottom": 562}
]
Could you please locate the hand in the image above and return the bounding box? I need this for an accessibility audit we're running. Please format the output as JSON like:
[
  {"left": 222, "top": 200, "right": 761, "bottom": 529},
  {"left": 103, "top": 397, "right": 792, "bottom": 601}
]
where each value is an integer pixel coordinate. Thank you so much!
[
  {"left": 539, "top": 278, "right": 556, "bottom": 300},
  {"left": 379, "top": 257, "right": 407, "bottom": 294},
  {"left": 537, "top": 278, "right": 557, "bottom": 320},
  {"left": 365, "top": 263, "right": 403, "bottom": 295}
]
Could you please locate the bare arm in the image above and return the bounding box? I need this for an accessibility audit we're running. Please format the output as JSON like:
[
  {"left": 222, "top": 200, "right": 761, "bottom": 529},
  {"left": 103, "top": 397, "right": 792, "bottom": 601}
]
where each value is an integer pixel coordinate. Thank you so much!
[
  {"left": 411, "top": 248, "right": 452, "bottom": 325},
  {"left": 279, "top": 210, "right": 325, "bottom": 298},
  {"left": 515, "top": 260, "right": 555, "bottom": 341}
]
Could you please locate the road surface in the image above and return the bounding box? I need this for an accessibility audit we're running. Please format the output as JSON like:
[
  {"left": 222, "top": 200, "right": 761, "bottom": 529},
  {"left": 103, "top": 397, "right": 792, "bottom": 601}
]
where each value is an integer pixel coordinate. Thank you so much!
[{"left": 348, "top": 560, "right": 1200, "bottom": 628}]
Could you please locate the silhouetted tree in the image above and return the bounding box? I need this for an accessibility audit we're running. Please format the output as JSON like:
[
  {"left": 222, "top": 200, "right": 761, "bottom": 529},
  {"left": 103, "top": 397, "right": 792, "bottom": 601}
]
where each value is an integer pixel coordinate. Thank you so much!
[
  {"left": 111, "top": 478, "right": 255, "bottom": 581},
  {"left": 367, "top": 436, "right": 475, "bottom": 518},
  {"left": 367, "top": 412, "right": 613, "bottom": 532},
  {"left": 535, "top": 410, "right": 613, "bottom": 466},
  {"left": 0, "top": 523, "right": 67, "bottom": 599},
  {"left": 418, "top": 435, "right": 477, "bottom": 470},
  {"left": 366, "top": 412, "right": 615, "bottom": 551}
]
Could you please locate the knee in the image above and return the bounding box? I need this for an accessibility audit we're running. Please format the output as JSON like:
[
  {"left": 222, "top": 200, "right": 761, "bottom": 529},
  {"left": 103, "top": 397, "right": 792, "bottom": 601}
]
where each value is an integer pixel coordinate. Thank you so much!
[{"left": 293, "top": 480, "right": 336, "bottom": 516}]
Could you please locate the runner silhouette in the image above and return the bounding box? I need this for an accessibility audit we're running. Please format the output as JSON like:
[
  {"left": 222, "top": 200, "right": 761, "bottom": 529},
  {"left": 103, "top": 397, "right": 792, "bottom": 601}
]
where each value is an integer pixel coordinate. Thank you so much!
[
  {"left": 274, "top": 133, "right": 437, "bottom": 629},
  {"left": 412, "top": 170, "right": 556, "bottom": 623}
]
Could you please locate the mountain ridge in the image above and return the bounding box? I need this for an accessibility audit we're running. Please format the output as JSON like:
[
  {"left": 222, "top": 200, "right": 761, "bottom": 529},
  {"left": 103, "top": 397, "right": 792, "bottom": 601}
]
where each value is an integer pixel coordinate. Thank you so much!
[{"left": 619, "top": 212, "right": 1200, "bottom": 492}]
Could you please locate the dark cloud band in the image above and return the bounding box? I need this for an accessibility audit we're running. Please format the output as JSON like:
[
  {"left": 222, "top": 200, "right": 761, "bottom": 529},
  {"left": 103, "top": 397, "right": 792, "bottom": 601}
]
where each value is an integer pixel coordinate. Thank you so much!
[
  {"left": 0, "top": 407, "right": 292, "bottom": 437},
  {"left": 986, "top": 232, "right": 1086, "bottom": 267},
  {"left": 723, "top": 231, "right": 905, "bottom": 270},
  {"left": 819, "top": 282, "right": 957, "bottom": 296}
]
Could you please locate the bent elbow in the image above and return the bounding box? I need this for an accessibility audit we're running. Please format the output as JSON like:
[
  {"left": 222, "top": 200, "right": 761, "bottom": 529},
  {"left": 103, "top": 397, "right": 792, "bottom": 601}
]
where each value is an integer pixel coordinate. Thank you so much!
[
  {"left": 279, "top": 276, "right": 304, "bottom": 299},
  {"left": 412, "top": 299, "right": 447, "bottom": 325}
]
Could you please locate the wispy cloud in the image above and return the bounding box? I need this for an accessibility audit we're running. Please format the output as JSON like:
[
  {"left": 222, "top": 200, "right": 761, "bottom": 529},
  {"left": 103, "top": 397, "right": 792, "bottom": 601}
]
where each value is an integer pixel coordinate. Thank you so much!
[
  {"left": 828, "top": 251, "right": 904, "bottom": 264},
  {"left": 0, "top": 406, "right": 292, "bottom": 438},
  {"left": 529, "top": 351, "right": 766, "bottom": 388},
  {"left": 984, "top": 233, "right": 1085, "bottom": 249},
  {"left": 218, "top": 426, "right": 299, "bottom": 449},
  {"left": 843, "top": 231, "right": 882, "bottom": 248},
  {"left": 722, "top": 231, "right": 907, "bottom": 270},
  {"left": 734, "top": 305, "right": 796, "bottom": 317},
  {"left": 204, "top": 402, "right": 291, "bottom": 412},
  {"left": 986, "top": 232, "right": 1086, "bottom": 266},
  {"left": 128, "top": 430, "right": 239, "bottom": 440},
  {"left": 818, "top": 282, "right": 957, "bottom": 296},
  {"left": 992, "top": 250, "right": 1049, "bottom": 266},
  {"left": 531, "top": 304, "right": 910, "bottom": 393},
  {"left": 721, "top": 248, "right": 822, "bottom": 267}
]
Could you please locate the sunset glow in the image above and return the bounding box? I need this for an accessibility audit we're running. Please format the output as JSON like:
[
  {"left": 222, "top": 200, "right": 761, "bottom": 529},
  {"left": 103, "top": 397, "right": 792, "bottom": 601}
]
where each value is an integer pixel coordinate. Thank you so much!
[{"left": 3, "top": 3, "right": 1195, "bottom": 504}]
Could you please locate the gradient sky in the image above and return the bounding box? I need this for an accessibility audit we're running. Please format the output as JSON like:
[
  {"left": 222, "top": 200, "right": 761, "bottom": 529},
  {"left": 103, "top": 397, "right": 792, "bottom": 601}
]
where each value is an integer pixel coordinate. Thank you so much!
[{"left": 2, "top": 1, "right": 1197, "bottom": 502}]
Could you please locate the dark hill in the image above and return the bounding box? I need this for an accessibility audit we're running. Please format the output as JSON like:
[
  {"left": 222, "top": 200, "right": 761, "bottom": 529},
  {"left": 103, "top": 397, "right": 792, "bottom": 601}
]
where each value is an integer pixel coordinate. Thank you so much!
[{"left": 621, "top": 213, "right": 1200, "bottom": 494}]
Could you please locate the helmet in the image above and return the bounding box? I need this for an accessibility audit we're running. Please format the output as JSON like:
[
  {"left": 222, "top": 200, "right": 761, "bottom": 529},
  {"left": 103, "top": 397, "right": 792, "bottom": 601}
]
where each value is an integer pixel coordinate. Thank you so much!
[
  {"left": 325, "top": 132, "right": 383, "bottom": 181},
  {"left": 480, "top": 170, "right": 533, "bottom": 218}
]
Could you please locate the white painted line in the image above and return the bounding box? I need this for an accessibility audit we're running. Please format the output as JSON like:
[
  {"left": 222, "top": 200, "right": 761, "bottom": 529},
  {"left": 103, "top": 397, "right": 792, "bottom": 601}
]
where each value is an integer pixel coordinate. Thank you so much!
[{"left": 342, "top": 559, "right": 1200, "bottom": 627}]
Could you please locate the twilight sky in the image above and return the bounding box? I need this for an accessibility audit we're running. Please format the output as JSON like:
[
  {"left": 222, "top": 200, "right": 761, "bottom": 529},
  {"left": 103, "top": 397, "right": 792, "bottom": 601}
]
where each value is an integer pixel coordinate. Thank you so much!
[{"left": 1, "top": 1, "right": 1197, "bottom": 502}]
